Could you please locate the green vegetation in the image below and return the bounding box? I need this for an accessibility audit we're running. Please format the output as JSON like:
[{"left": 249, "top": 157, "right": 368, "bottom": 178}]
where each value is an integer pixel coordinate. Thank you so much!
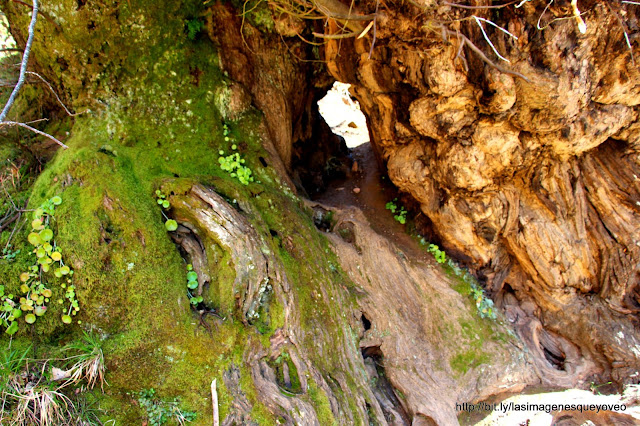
[
  {"left": 62, "top": 330, "right": 106, "bottom": 390},
  {"left": 0, "top": 0, "right": 365, "bottom": 422},
  {"left": 137, "top": 388, "right": 197, "bottom": 425},
  {"left": 270, "top": 352, "right": 302, "bottom": 394},
  {"left": 0, "top": 334, "right": 107, "bottom": 424},
  {"left": 427, "top": 243, "right": 446, "bottom": 264},
  {"left": 450, "top": 349, "right": 491, "bottom": 375},
  {"left": 1, "top": 244, "right": 20, "bottom": 261},
  {"left": 185, "top": 18, "right": 204, "bottom": 41},
  {"left": 185, "top": 264, "right": 203, "bottom": 306},
  {"left": 385, "top": 199, "right": 407, "bottom": 224},
  {"left": 1, "top": 196, "right": 79, "bottom": 336},
  {"left": 446, "top": 259, "right": 496, "bottom": 320},
  {"left": 156, "top": 189, "right": 179, "bottom": 232},
  {"left": 218, "top": 125, "right": 254, "bottom": 185}
]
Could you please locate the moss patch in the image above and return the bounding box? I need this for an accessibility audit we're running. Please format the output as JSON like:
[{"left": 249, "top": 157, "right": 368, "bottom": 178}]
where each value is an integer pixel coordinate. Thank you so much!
[{"left": 0, "top": 0, "right": 369, "bottom": 422}]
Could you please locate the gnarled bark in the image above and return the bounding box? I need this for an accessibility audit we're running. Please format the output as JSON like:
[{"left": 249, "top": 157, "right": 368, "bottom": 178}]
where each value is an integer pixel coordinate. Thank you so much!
[{"left": 322, "top": 0, "right": 640, "bottom": 385}]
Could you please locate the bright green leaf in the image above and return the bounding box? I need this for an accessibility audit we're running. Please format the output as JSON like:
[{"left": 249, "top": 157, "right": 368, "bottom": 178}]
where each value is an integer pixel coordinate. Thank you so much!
[
  {"left": 5, "top": 321, "right": 18, "bottom": 335},
  {"left": 27, "top": 233, "right": 41, "bottom": 246}
]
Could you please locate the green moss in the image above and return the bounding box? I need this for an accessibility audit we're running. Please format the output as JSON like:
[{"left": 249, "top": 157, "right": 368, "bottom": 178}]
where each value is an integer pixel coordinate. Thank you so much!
[
  {"left": 308, "top": 381, "right": 337, "bottom": 426},
  {"left": 0, "top": 0, "right": 368, "bottom": 422},
  {"left": 269, "top": 351, "right": 302, "bottom": 394},
  {"left": 449, "top": 350, "right": 491, "bottom": 375}
]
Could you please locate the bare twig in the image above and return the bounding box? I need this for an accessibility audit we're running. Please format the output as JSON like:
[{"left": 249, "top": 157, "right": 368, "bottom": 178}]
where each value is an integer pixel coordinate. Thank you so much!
[
  {"left": 570, "top": 0, "right": 587, "bottom": 33},
  {"left": 211, "top": 379, "right": 219, "bottom": 426},
  {"left": 25, "top": 72, "right": 81, "bottom": 117},
  {"left": 0, "top": 0, "right": 38, "bottom": 122},
  {"left": 313, "top": 30, "right": 361, "bottom": 39},
  {"left": 5, "top": 212, "right": 26, "bottom": 250},
  {"left": 368, "top": 0, "right": 379, "bottom": 59},
  {"left": 473, "top": 15, "right": 518, "bottom": 63},
  {"left": 444, "top": 1, "right": 518, "bottom": 10},
  {"left": 10, "top": 0, "right": 61, "bottom": 30},
  {"left": 440, "top": 25, "right": 530, "bottom": 82},
  {"left": 607, "top": 2, "right": 635, "bottom": 65},
  {"left": 0, "top": 121, "right": 69, "bottom": 149},
  {"left": 358, "top": 20, "right": 374, "bottom": 39}
]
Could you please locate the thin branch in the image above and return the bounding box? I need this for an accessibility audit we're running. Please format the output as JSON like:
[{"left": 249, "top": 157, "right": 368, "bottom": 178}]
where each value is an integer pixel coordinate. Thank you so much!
[
  {"left": 26, "top": 71, "right": 81, "bottom": 116},
  {"left": 607, "top": 2, "right": 635, "bottom": 65},
  {"left": 474, "top": 16, "right": 519, "bottom": 39},
  {"left": 444, "top": 1, "right": 518, "bottom": 10},
  {"left": 454, "top": 29, "right": 469, "bottom": 71},
  {"left": 537, "top": 0, "right": 554, "bottom": 30},
  {"left": 0, "top": 121, "right": 69, "bottom": 149},
  {"left": 1, "top": 183, "right": 19, "bottom": 211},
  {"left": 10, "top": 0, "right": 61, "bottom": 31},
  {"left": 441, "top": 25, "right": 530, "bottom": 82},
  {"left": 368, "top": 0, "right": 379, "bottom": 59},
  {"left": 570, "top": 0, "right": 587, "bottom": 34},
  {"left": 473, "top": 15, "right": 516, "bottom": 63},
  {"left": 357, "top": 20, "right": 374, "bottom": 39},
  {"left": 313, "top": 30, "right": 361, "bottom": 38},
  {"left": 5, "top": 211, "right": 27, "bottom": 251},
  {"left": 211, "top": 379, "right": 219, "bottom": 426},
  {"left": 0, "top": 0, "right": 38, "bottom": 123}
]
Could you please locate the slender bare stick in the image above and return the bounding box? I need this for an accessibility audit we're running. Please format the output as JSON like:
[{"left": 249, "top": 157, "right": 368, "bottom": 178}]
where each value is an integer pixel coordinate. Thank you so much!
[
  {"left": 211, "top": 379, "right": 219, "bottom": 426},
  {"left": 0, "top": 0, "right": 38, "bottom": 122},
  {"left": 607, "top": 2, "right": 635, "bottom": 65},
  {"left": 0, "top": 121, "right": 69, "bottom": 149},
  {"left": 444, "top": 1, "right": 518, "bottom": 9},
  {"left": 440, "top": 26, "right": 530, "bottom": 82},
  {"left": 313, "top": 31, "right": 360, "bottom": 39},
  {"left": 26, "top": 72, "right": 81, "bottom": 117},
  {"left": 473, "top": 15, "right": 517, "bottom": 63}
]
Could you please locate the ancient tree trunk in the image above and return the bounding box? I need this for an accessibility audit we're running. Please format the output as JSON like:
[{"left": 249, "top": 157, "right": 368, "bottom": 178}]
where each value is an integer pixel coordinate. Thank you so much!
[
  {"left": 1, "top": 0, "right": 639, "bottom": 424},
  {"left": 322, "top": 0, "right": 640, "bottom": 385}
]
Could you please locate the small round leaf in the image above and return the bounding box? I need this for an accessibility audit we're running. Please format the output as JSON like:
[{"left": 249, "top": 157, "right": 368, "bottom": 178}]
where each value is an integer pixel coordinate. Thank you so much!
[
  {"left": 40, "top": 229, "right": 54, "bottom": 242},
  {"left": 165, "top": 220, "right": 178, "bottom": 231},
  {"left": 28, "top": 233, "right": 41, "bottom": 246}
]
